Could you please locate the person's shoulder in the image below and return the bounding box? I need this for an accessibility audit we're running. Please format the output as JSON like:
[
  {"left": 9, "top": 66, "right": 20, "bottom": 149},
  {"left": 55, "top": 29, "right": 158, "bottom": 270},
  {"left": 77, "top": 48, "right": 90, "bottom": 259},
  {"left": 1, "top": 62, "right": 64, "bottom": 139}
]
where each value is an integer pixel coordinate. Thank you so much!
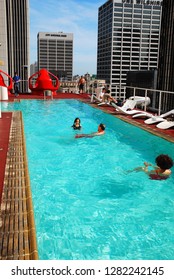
[{"left": 164, "top": 169, "right": 171, "bottom": 176}]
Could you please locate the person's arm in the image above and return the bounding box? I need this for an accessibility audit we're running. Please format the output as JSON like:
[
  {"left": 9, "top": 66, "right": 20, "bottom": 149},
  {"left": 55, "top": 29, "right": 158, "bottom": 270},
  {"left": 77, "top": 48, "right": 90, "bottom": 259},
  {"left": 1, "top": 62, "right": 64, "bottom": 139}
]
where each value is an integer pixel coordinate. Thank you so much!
[
  {"left": 143, "top": 162, "right": 159, "bottom": 174},
  {"left": 75, "top": 133, "right": 94, "bottom": 138},
  {"left": 75, "top": 131, "right": 104, "bottom": 138}
]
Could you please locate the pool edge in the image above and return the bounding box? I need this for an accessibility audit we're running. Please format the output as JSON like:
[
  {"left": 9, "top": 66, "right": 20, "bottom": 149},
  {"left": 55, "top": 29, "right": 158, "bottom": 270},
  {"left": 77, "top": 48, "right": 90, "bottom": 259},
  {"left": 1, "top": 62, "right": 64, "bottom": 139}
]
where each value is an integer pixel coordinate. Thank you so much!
[{"left": 0, "top": 111, "right": 38, "bottom": 260}]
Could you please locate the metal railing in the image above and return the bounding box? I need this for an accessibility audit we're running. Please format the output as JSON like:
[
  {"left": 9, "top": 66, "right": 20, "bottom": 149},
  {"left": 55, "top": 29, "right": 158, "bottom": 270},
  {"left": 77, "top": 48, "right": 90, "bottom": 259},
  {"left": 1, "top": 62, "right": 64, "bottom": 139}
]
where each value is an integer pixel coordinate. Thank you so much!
[{"left": 111, "top": 84, "right": 174, "bottom": 115}]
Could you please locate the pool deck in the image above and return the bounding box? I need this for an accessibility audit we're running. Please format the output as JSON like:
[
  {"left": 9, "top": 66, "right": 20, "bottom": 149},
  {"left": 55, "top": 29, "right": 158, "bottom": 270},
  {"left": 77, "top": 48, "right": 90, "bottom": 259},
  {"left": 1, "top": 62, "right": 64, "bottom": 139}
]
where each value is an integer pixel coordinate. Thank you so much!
[
  {"left": 0, "top": 92, "right": 174, "bottom": 259},
  {"left": 0, "top": 111, "right": 38, "bottom": 259}
]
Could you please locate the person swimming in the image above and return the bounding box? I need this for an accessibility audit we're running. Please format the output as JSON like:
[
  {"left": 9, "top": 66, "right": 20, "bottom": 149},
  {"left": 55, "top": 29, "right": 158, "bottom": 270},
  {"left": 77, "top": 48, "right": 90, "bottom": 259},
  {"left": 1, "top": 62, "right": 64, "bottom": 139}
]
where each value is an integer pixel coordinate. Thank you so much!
[
  {"left": 75, "top": 123, "right": 106, "bottom": 138},
  {"left": 129, "top": 154, "right": 173, "bottom": 180},
  {"left": 72, "top": 118, "right": 82, "bottom": 130}
]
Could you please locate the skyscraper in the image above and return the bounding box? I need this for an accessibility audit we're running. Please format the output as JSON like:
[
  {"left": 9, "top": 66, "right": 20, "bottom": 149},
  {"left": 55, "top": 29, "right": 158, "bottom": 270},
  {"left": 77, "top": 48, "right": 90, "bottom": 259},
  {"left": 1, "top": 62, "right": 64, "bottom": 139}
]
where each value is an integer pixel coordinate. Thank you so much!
[
  {"left": 37, "top": 32, "right": 73, "bottom": 81},
  {"left": 97, "top": 0, "right": 162, "bottom": 96},
  {"left": 154, "top": 0, "right": 174, "bottom": 112},
  {"left": 0, "top": 0, "right": 30, "bottom": 91},
  {"left": 157, "top": 0, "right": 174, "bottom": 92}
]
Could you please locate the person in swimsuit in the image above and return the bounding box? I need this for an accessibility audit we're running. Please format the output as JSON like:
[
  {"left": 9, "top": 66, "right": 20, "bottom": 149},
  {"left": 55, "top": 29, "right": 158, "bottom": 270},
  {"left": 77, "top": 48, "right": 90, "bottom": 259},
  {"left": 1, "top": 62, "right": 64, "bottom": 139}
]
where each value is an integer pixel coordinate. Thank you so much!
[
  {"left": 130, "top": 154, "right": 173, "bottom": 180},
  {"left": 75, "top": 123, "right": 105, "bottom": 138},
  {"left": 72, "top": 118, "right": 82, "bottom": 130}
]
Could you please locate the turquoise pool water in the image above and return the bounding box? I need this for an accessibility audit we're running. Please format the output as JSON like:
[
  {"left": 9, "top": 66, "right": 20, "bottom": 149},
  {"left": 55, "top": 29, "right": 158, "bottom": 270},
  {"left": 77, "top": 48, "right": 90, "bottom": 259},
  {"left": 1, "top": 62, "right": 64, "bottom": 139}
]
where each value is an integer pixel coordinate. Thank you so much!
[{"left": 1, "top": 99, "right": 174, "bottom": 260}]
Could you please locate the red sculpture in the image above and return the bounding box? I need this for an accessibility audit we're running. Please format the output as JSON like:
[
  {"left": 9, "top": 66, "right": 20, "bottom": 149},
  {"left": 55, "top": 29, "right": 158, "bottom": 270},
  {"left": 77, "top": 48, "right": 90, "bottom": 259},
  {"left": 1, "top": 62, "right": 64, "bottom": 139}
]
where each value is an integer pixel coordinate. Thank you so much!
[
  {"left": 29, "top": 69, "right": 60, "bottom": 96},
  {"left": 0, "top": 70, "right": 13, "bottom": 95}
]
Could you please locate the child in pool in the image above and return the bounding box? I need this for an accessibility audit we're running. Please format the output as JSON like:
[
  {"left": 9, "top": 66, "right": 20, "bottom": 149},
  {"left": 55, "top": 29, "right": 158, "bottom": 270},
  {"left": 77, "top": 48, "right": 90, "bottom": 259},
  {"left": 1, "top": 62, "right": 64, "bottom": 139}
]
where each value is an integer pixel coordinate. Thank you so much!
[
  {"left": 130, "top": 154, "right": 173, "bottom": 180},
  {"left": 72, "top": 118, "right": 82, "bottom": 130}
]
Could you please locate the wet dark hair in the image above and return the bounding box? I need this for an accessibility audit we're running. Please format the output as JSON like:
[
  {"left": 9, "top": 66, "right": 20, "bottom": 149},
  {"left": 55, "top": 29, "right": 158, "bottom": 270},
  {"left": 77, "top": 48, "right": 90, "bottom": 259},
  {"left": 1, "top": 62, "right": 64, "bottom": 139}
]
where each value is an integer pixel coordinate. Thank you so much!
[
  {"left": 73, "top": 118, "right": 80, "bottom": 124},
  {"left": 72, "top": 118, "right": 81, "bottom": 130},
  {"left": 155, "top": 154, "right": 173, "bottom": 170},
  {"left": 99, "top": 123, "right": 106, "bottom": 131}
]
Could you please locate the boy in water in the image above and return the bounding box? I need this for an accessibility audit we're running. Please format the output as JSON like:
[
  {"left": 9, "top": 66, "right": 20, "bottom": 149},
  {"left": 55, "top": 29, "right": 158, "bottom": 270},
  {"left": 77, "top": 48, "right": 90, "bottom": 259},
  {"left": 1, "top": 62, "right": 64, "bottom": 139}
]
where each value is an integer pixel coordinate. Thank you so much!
[{"left": 131, "top": 154, "right": 173, "bottom": 180}]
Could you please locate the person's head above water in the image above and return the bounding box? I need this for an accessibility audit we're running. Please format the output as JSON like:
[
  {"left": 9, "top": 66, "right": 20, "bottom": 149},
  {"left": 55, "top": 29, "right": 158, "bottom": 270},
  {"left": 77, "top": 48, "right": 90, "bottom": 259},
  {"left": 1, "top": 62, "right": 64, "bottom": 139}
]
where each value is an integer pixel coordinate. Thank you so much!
[
  {"left": 98, "top": 123, "right": 106, "bottom": 132},
  {"left": 155, "top": 154, "right": 173, "bottom": 170},
  {"left": 72, "top": 118, "right": 81, "bottom": 130}
]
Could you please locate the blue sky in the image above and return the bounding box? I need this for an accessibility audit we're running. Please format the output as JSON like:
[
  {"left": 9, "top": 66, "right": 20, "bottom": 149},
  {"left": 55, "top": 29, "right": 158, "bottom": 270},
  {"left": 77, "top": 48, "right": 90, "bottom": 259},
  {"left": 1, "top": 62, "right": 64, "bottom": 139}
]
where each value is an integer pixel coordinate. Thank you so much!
[{"left": 30, "top": 0, "right": 105, "bottom": 76}]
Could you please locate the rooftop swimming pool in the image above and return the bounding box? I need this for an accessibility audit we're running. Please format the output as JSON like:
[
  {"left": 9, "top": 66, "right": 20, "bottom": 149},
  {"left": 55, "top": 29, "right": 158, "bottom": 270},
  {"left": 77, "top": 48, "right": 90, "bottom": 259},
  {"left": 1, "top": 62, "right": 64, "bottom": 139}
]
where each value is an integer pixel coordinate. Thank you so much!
[{"left": 1, "top": 99, "right": 174, "bottom": 260}]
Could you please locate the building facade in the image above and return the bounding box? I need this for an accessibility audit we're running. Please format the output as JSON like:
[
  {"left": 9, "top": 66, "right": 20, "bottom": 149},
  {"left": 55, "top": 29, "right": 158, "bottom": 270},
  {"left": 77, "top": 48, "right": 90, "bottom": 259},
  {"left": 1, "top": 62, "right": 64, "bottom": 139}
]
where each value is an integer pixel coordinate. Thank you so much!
[
  {"left": 37, "top": 32, "right": 73, "bottom": 81},
  {"left": 157, "top": 0, "right": 174, "bottom": 92},
  {"left": 156, "top": 0, "right": 174, "bottom": 112},
  {"left": 97, "top": 0, "right": 162, "bottom": 96},
  {"left": 0, "top": 0, "right": 30, "bottom": 92}
]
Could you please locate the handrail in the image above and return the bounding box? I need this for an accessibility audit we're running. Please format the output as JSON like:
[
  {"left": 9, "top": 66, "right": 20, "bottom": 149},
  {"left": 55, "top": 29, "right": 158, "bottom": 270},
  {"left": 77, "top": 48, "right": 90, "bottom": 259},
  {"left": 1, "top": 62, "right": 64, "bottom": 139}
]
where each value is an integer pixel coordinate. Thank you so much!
[{"left": 111, "top": 84, "right": 174, "bottom": 115}]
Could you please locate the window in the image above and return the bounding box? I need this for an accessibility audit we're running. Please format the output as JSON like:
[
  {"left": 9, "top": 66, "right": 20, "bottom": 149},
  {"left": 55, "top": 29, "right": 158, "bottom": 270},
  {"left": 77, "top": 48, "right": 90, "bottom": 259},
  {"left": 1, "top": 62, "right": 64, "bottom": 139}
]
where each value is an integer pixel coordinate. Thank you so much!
[{"left": 114, "top": 13, "right": 122, "bottom": 17}]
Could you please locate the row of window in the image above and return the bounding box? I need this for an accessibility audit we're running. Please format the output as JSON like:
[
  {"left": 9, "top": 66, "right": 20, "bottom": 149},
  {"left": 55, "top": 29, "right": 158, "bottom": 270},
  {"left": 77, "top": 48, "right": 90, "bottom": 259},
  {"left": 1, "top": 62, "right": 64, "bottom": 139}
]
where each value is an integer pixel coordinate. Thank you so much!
[
  {"left": 114, "top": 12, "right": 160, "bottom": 18},
  {"left": 113, "top": 27, "right": 159, "bottom": 32},
  {"left": 39, "top": 58, "right": 72, "bottom": 62},
  {"left": 98, "top": 57, "right": 158, "bottom": 62},
  {"left": 39, "top": 46, "right": 73, "bottom": 50},
  {"left": 39, "top": 51, "right": 72, "bottom": 55},
  {"left": 39, "top": 64, "right": 72, "bottom": 69},
  {"left": 99, "top": 11, "right": 161, "bottom": 21},
  {"left": 39, "top": 43, "right": 72, "bottom": 47},
  {"left": 111, "top": 22, "right": 159, "bottom": 28},
  {"left": 39, "top": 44, "right": 72, "bottom": 47},
  {"left": 114, "top": 7, "right": 161, "bottom": 13}
]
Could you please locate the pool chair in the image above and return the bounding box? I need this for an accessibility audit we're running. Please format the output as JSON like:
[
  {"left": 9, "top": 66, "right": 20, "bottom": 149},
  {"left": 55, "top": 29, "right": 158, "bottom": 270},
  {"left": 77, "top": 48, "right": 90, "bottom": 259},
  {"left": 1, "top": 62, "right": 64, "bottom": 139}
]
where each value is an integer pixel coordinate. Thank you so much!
[
  {"left": 90, "top": 89, "right": 104, "bottom": 104},
  {"left": 156, "top": 120, "right": 174, "bottom": 130},
  {"left": 132, "top": 112, "right": 154, "bottom": 119},
  {"left": 98, "top": 99, "right": 111, "bottom": 106},
  {"left": 144, "top": 109, "right": 174, "bottom": 125},
  {"left": 111, "top": 99, "right": 144, "bottom": 115},
  {"left": 129, "top": 96, "right": 151, "bottom": 108}
]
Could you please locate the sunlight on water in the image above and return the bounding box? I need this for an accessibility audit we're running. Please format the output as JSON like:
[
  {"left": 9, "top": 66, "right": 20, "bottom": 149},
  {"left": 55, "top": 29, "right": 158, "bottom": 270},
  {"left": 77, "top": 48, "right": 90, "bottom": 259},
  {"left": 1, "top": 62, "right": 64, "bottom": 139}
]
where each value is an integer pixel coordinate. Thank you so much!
[{"left": 2, "top": 99, "right": 174, "bottom": 260}]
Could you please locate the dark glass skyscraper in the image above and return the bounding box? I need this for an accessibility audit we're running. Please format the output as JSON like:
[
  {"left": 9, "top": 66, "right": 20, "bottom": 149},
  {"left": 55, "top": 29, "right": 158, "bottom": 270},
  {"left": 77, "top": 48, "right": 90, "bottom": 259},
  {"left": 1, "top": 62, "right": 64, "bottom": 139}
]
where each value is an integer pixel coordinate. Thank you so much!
[
  {"left": 97, "top": 0, "right": 162, "bottom": 97},
  {"left": 157, "top": 0, "right": 174, "bottom": 92}
]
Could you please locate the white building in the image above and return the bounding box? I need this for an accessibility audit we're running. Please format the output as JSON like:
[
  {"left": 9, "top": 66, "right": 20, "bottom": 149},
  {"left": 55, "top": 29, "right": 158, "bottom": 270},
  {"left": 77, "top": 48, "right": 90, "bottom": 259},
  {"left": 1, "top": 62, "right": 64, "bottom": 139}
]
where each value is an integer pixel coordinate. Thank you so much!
[{"left": 37, "top": 32, "right": 73, "bottom": 81}]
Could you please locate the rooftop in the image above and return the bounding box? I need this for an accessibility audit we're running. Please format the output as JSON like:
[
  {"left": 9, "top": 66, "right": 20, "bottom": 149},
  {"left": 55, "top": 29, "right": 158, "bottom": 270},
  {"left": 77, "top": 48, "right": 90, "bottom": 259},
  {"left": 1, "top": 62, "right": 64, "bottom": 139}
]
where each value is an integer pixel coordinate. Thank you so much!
[{"left": 0, "top": 92, "right": 174, "bottom": 259}]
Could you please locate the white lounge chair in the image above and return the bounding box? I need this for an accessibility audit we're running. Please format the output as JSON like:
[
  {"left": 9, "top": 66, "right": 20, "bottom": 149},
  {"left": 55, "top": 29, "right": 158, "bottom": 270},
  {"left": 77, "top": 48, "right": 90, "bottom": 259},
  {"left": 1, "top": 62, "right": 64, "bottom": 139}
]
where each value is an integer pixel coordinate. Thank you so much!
[
  {"left": 111, "top": 99, "right": 144, "bottom": 115},
  {"left": 144, "top": 109, "right": 174, "bottom": 125},
  {"left": 98, "top": 93, "right": 116, "bottom": 106},
  {"left": 98, "top": 100, "right": 111, "bottom": 106},
  {"left": 129, "top": 96, "right": 151, "bottom": 107},
  {"left": 156, "top": 120, "right": 174, "bottom": 130},
  {"left": 132, "top": 112, "right": 154, "bottom": 119},
  {"left": 90, "top": 87, "right": 105, "bottom": 103},
  {"left": 90, "top": 92, "right": 103, "bottom": 103}
]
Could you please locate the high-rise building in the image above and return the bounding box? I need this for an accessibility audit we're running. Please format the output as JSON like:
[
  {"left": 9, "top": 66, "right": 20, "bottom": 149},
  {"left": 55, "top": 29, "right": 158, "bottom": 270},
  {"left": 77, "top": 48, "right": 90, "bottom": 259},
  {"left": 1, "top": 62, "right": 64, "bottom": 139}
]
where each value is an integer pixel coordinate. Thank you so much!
[
  {"left": 0, "top": 0, "right": 30, "bottom": 92},
  {"left": 155, "top": 0, "right": 174, "bottom": 112},
  {"left": 37, "top": 32, "right": 73, "bottom": 81},
  {"left": 97, "top": 0, "right": 162, "bottom": 96},
  {"left": 157, "top": 0, "right": 174, "bottom": 92}
]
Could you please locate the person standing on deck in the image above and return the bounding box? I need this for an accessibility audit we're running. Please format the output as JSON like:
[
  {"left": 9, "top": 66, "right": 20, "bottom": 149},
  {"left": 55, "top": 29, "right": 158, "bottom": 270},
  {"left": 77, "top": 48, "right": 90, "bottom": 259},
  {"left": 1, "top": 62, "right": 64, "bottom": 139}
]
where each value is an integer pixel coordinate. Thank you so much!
[
  {"left": 78, "top": 76, "right": 86, "bottom": 94},
  {"left": 13, "top": 72, "right": 21, "bottom": 97}
]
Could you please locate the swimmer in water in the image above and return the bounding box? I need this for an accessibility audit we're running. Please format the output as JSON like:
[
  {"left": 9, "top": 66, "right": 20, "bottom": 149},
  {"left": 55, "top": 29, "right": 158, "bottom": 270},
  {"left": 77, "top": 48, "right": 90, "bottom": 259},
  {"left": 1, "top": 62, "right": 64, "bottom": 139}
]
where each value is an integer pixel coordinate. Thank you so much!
[
  {"left": 72, "top": 118, "right": 82, "bottom": 130},
  {"left": 128, "top": 154, "right": 173, "bottom": 180},
  {"left": 75, "top": 123, "right": 105, "bottom": 138}
]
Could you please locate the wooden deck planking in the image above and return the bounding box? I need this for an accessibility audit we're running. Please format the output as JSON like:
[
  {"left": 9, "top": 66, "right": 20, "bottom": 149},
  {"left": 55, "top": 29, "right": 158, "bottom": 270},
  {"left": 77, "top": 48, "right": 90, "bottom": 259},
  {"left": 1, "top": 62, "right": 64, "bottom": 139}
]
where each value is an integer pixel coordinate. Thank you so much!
[{"left": 0, "top": 111, "right": 38, "bottom": 260}]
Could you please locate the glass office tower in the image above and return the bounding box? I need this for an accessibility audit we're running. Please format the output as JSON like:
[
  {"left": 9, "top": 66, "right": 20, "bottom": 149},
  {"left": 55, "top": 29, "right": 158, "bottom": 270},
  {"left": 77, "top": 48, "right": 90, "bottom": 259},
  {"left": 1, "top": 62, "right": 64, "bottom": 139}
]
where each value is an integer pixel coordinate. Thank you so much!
[
  {"left": 97, "top": 0, "right": 162, "bottom": 96},
  {"left": 157, "top": 0, "right": 174, "bottom": 92}
]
